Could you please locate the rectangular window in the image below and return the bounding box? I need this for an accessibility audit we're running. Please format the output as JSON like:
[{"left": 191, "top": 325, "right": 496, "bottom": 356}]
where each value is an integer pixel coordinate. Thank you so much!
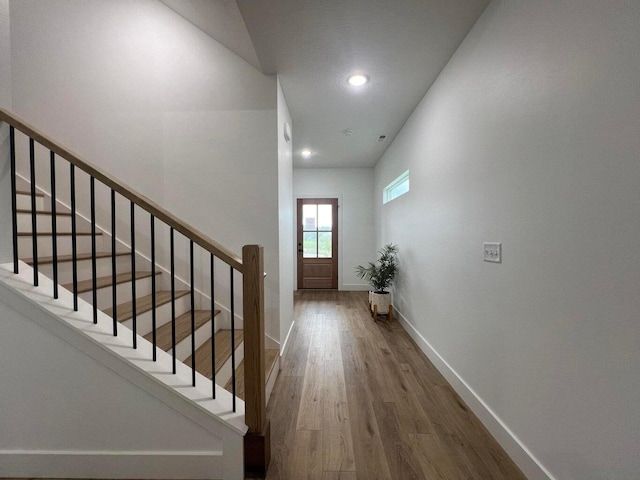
[
  {"left": 302, "top": 203, "right": 334, "bottom": 258},
  {"left": 383, "top": 170, "right": 410, "bottom": 204}
]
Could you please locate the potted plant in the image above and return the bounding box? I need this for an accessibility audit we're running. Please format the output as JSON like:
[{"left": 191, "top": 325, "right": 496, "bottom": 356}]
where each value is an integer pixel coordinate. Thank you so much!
[{"left": 355, "top": 244, "right": 398, "bottom": 318}]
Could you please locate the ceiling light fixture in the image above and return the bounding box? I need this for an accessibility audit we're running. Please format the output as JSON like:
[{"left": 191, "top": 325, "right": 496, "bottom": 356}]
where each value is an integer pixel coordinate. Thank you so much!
[
  {"left": 347, "top": 74, "right": 369, "bottom": 87},
  {"left": 300, "top": 149, "right": 313, "bottom": 158}
]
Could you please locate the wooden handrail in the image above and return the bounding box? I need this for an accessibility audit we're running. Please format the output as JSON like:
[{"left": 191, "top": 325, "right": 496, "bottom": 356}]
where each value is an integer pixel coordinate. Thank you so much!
[{"left": 0, "top": 108, "right": 243, "bottom": 271}]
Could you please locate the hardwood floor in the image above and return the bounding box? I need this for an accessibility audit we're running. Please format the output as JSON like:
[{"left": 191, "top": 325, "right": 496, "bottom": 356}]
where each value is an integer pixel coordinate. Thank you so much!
[{"left": 266, "top": 290, "right": 526, "bottom": 480}]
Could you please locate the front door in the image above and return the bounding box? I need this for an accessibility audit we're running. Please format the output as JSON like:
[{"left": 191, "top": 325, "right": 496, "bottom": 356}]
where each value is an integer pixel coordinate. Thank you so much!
[{"left": 297, "top": 198, "right": 338, "bottom": 289}]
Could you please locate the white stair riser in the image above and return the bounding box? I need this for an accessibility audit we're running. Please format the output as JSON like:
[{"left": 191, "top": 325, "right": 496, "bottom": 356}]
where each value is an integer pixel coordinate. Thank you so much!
[
  {"left": 37, "top": 255, "right": 132, "bottom": 285},
  {"left": 18, "top": 234, "right": 103, "bottom": 257},
  {"left": 77, "top": 275, "right": 156, "bottom": 309},
  {"left": 172, "top": 318, "right": 214, "bottom": 362},
  {"left": 214, "top": 341, "right": 244, "bottom": 387},
  {"left": 17, "top": 213, "right": 88, "bottom": 233},
  {"left": 16, "top": 194, "right": 45, "bottom": 210},
  {"left": 120, "top": 294, "right": 191, "bottom": 336}
]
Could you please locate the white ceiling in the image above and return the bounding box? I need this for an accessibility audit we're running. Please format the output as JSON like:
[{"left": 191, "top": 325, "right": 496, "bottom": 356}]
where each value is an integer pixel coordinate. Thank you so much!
[{"left": 163, "top": 0, "right": 491, "bottom": 169}]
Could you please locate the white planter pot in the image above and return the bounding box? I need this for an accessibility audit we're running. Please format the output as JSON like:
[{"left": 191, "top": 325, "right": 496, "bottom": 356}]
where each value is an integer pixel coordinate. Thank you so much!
[{"left": 370, "top": 291, "right": 391, "bottom": 314}]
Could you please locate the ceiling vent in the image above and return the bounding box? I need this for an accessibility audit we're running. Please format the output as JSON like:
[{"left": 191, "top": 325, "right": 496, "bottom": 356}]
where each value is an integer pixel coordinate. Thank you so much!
[{"left": 377, "top": 135, "right": 387, "bottom": 143}]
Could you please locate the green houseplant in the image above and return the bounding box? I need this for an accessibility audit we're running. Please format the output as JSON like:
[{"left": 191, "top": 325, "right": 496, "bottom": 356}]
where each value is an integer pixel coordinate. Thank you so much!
[{"left": 355, "top": 244, "right": 398, "bottom": 315}]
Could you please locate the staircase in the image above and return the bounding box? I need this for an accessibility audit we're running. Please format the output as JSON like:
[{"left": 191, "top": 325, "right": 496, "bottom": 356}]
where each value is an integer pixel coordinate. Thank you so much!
[{"left": 0, "top": 108, "right": 277, "bottom": 479}]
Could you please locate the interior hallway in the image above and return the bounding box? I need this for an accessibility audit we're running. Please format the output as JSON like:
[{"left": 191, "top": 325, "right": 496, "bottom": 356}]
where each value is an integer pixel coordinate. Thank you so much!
[{"left": 266, "top": 291, "right": 526, "bottom": 479}]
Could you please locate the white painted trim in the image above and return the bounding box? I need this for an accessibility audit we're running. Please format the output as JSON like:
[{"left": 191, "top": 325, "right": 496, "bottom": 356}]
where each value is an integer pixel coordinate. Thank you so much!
[
  {"left": 0, "top": 451, "right": 223, "bottom": 479},
  {"left": 280, "top": 319, "right": 295, "bottom": 357},
  {"left": 394, "top": 307, "right": 556, "bottom": 480}
]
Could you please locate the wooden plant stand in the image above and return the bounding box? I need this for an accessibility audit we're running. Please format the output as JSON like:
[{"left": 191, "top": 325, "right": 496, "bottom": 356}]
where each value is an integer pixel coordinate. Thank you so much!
[{"left": 369, "top": 301, "right": 394, "bottom": 323}]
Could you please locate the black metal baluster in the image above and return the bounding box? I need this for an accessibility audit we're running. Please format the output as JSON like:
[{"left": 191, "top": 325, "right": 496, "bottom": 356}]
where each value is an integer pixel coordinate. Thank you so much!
[
  {"left": 111, "top": 189, "right": 117, "bottom": 336},
  {"left": 170, "top": 227, "right": 176, "bottom": 374},
  {"left": 90, "top": 177, "right": 97, "bottom": 324},
  {"left": 29, "top": 139, "right": 38, "bottom": 286},
  {"left": 10, "top": 127, "right": 18, "bottom": 274},
  {"left": 50, "top": 152, "right": 58, "bottom": 299},
  {"left": 190, "top": 240, "right": 196, "bottom": 387},
  {"left": 210, "top": 253, "right": 216, "bottom": 399},
  {"left": 230, "top": 266, "right": 236, "bottom": 412},
  {"left": 151, "top": 215, "right": 157, "bottom": 361},
  {"left": 130, "top": 201, "right": 136, "bottom": 348},
  {"left": 70, "top": 164, "right": 78, "bottom": 311}
]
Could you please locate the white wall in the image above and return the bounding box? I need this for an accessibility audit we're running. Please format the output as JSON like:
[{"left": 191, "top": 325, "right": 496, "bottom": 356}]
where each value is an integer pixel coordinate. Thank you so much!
[
  {"left": 0, "top": 297, "right": 225, "bottom": 477},
  {"left": 0, "top": 0, "right": 12, "bottom": 263},
  {"left": 8, "top": 0, "right": 281, "bottom": 340},
  {"left": 294, "top": 168, "right": 375, "bottom": 290},
  {"left": 0, "top": 0, "right": 9, "bottom": 109},
  {"left": 374, "top": 1, "right": 640, "bottom": 479},
  {"left": 277, "top": 79, "right": 294, "bottom": 353}
]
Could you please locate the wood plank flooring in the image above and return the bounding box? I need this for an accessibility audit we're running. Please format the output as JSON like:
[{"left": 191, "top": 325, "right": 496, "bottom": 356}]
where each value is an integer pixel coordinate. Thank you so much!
[{"left": 266, "top": 290, "right": 526, "bottom": 480}]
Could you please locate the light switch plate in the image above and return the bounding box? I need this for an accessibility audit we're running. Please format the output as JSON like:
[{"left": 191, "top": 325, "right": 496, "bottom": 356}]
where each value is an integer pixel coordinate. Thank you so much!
[{"left": 484, "top": 242, "right": 502, "bottom": 263}]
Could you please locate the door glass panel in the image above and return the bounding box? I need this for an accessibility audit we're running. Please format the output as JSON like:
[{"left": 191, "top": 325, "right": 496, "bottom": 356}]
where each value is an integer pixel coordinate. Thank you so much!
[
  {"left": 318, "top": 232, "right": 332, "bottom": 258},
  {"left": 303, "top": 232, "right": 317, "bottom": 258},
  {"left": 302, "top": 204, "right": 317, "bottom": 231},
  {"left": 318, "top": 204, "right": 332, "bottom": 231}
]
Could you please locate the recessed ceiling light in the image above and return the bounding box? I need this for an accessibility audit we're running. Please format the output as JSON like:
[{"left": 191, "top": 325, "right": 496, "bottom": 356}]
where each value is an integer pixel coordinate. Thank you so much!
[
  {"left": 300, "top": 149, "right": 313, "bottom": 158},
  {"left": 347, "top": 74, "right": 369, "bottom": 87}
]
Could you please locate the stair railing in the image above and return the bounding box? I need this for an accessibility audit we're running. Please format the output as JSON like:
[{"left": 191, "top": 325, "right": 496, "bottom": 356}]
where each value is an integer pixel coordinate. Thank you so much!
[{"left": 0, "top": 108, "right": 267, "bottom": 441}]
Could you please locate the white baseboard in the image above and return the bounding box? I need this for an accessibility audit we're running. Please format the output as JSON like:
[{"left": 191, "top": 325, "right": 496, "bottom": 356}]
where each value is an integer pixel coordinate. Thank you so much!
[
  {"left": 280, "top": 320, "right": 295, "bottom": 358},
  {"left": 0, "top": 451, "right": 222, "bottom": 479},
  {"left": 394, "top": 308, "right": 555, "bottom": 480}
]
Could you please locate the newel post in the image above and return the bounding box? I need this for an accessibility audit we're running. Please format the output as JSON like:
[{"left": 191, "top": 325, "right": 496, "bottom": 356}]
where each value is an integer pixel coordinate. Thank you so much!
[{"left": 242, "top": 245, "right": 270, "bottom": 477}]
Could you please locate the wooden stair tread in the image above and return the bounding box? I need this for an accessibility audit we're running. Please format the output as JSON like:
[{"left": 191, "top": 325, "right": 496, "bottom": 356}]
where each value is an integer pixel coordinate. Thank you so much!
[
  {"left": 16, "top": 209, "right": 72, "bottom": 216},
  {"left": 224, "top": 349, "right": 279, "bottom": 400},
  {"left": 104, "top": 290, "right": 189, "bottom": 321},
  {"left": 185, "top": 329, "right": 245, "bottom": 380},
  {"left": 18, "top": 231, "right": 99, "bottom": 236},
  {"left": 144, "top": 309, "right": 221, "bottom": 351},
  {"left": 63, "top": 270, "right": 159, "bottom": 294},
  {"left": 16, "top": 190, "right": 44, "bottom": 197},
  {"left": 23, "top": 251, "right": 129, "bottom": 265}
]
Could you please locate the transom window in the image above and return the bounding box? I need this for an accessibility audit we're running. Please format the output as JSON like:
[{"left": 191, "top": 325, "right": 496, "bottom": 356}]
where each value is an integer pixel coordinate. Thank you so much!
[{"left": 383, "top": 170, "right": 410, "bottom": 204}]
